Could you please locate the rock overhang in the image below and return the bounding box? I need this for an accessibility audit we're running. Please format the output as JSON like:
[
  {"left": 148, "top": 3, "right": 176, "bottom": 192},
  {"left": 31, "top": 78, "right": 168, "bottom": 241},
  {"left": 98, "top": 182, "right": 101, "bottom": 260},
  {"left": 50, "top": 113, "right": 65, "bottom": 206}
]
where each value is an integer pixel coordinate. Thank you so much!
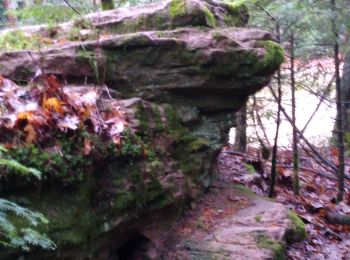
[{"left": 0, "top": 2, "right": 285, "bottom": 257}]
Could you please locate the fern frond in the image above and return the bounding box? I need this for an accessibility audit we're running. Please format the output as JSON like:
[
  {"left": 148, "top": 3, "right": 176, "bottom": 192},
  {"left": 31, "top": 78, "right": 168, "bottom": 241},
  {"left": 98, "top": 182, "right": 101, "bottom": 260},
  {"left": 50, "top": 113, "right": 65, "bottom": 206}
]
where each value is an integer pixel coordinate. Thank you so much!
[
  {"left": 0, "top": 158, "right": 42, "bottom": 179},
  {"left": 0, "top": 212, "right": 15, "bottom": 234},
  {"left": 21, "top": 228, "right": 56, "bottom": 250},
  {"left": 0, "top": 145, "right": 8, "bottom": 153},
  {"left": 0, "top": 199, "right": 55, "bottom": 251},
  {"left": 0, "top": 199, "right": 48, "bottom": 226}
]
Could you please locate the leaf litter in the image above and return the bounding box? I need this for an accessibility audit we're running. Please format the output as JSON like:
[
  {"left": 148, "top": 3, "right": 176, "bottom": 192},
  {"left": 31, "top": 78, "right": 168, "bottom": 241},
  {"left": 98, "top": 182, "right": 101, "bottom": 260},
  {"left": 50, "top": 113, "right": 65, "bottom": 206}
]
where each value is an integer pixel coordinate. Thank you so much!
[
  {"left": 218, "top": 145, "right": 350, "bottom": 259},
  {"left": 0, "top": 74, "right": 128, "bottom": 153}
]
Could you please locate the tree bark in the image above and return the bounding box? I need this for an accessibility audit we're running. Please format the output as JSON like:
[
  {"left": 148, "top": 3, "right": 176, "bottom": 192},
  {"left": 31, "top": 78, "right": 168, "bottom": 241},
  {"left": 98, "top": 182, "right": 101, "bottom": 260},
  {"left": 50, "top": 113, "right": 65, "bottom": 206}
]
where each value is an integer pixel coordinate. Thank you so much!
[
  {"left": 326, "top": 211, "right": 350, "bottom": 225},
  {"left": 290, "top": 31, "right": 300, "bottom": 196},
  {"left": 269, "top": 23, "right": 282, "bottom": 198},
  {"left": 341, "top": 52, "right": 350, "bottom": 132},
  {"left": 3, "top": 0, "right": 16, "bottom": 27},
  {"left": 331, "top": 0, "right": 345, "bottom": 202},
  {"left": 234, "top": 103, "right": 247, "bottom": 153}
]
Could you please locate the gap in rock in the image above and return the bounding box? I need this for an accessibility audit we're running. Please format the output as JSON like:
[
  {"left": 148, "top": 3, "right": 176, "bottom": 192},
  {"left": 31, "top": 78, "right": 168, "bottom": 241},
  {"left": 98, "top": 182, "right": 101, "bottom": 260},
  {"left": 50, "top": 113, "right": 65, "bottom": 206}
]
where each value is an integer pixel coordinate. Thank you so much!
[{"left": 116, "top": 231, "right": 151, "bottom": 260}]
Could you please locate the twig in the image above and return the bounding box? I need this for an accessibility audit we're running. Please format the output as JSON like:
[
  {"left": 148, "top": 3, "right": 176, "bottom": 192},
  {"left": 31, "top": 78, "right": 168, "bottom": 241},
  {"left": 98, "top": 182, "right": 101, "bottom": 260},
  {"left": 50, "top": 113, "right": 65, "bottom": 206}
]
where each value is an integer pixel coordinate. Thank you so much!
[
  {"left": 268, "top": 85, "right": 339, "bottom": 174},
  {"left": 300, "top": 74, "right": 335, "bottom": 136},
  {"left": 63, "top": 0, "right": 81, "bottom": 15},
  {"left": 253, "top": 96, "right": 272, "bottom": 147},
  {"left": 254, "top": 3, "right": 276, "bottom": 22}
]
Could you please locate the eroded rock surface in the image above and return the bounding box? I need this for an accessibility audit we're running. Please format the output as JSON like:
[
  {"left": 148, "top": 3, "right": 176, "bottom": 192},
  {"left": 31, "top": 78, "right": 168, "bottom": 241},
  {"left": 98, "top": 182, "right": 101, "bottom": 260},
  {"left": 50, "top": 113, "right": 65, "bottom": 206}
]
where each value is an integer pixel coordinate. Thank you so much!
[
  {"left": 183, "top": 197, "right": 292, "bottom": 259},
  {"left": 0, "top": 0, "right": 283, "bottom": 147},
  {"left": 136, "top": 181, "right": 305, "bottom": 260},
  {"left": 0, "top": 0, "right": 284, "bottom": 258}
]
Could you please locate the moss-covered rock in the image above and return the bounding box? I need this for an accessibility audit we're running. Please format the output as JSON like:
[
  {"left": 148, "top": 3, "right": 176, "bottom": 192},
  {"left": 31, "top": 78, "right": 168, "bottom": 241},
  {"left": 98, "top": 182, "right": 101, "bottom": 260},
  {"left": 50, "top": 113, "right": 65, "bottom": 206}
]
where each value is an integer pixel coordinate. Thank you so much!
[
  {"left": 169, "top": 0, "right": 187, "bottom": 18},
  {"left": 256, "top": 233, "right": 285, "bottom": 260},
  {"left": 256, "top": 40, "right": 285, "bottom": 74},
  {"left": 285, "top": 210, "right": 307, "bottom": 244},
  {"left": 0, "top": 0, "right": 284, "bottom": 258},
  {"left": 0, "top": 97, "right": 217, "bottom": 258}
]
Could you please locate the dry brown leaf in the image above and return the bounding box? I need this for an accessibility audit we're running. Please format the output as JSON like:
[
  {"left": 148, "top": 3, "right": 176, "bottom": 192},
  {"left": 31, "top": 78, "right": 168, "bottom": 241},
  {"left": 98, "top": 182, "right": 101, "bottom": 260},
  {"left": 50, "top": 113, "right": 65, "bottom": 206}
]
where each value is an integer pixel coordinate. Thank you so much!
[
  {"left": 42, "top": 97, "right": 64, "bottom": 113},
  {"left": 24, "top": 124, "right": 37, "bottom": 145},
  {"left": 0, "top": 75, "right": 4, "bottom": 87},
  {"left": 84, "top": 138, "right": 92, "bottom": 155}
]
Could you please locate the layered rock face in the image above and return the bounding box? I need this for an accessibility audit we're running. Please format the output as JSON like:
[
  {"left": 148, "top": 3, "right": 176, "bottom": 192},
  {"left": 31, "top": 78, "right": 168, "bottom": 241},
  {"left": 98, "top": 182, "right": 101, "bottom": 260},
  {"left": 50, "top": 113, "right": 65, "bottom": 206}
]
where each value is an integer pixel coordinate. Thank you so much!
[
  {"left": 0, "top": 0, "right": 283, "bottom": 146},
  {"left": 0, "top": 0, "right": 283, "bottom": 258}
]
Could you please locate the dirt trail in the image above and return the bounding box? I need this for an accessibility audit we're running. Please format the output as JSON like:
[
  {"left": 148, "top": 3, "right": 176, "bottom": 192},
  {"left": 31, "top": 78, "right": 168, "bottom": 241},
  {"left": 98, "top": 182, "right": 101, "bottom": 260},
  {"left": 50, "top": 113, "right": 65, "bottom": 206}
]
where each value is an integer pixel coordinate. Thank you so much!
[{"left": 138, "top": 160, "right": 301, "bottom": 259}]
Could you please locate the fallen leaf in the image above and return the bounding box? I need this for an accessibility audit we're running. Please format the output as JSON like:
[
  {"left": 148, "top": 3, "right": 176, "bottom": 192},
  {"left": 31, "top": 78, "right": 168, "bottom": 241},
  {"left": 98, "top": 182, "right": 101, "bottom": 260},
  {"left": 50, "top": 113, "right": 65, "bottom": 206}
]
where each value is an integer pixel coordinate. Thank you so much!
[
  {"left": 24, "top": 124, "right": 37, "bottom": 145},
  {"left": 42, "top": 97, "right": 64, "bottom": 113},
  {"left": 84, "top": 138, "right": 92, "bottom": 155}
]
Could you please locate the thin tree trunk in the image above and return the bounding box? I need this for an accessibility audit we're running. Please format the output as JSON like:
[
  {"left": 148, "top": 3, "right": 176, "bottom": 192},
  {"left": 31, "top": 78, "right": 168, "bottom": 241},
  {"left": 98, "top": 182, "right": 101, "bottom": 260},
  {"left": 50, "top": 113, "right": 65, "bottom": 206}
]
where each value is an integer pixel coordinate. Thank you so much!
[
  {"left": 300, "top": 74, "right": 335, "bottom": 136},
  {"left": 331, "top": 0, "right": 345, "bottom": 202},
  {"left": 290, "top": 31, "right": 300, "bottom": 195},
  {"left": 3, "top": 0, "right": 16, "bottom": 27},
  {"left": 269, "top": 24, "right": 282, "bottom": 198},
  {"left": 341, "top": 52, "right": 350, "bottom": 132},
  {"left": 234, "top": 103, "right": 247, "bottom": 153},
  {"left": 253, "top": 96, "right": 272, "bottom": 147}
]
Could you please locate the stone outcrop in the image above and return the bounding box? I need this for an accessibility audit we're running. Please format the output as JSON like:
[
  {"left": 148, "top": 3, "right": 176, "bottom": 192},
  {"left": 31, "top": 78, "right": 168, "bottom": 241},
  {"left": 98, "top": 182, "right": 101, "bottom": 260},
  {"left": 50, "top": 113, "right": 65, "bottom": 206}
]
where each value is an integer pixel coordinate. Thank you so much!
[
  {"left": 0, "top": 0, "right": 283, "bottom": 258},
  {"left": 180, "top": 195, "right": 306, "bottom": 259},
  {"left": 0, "top": 0, "right": 283, "bottom": 146}
]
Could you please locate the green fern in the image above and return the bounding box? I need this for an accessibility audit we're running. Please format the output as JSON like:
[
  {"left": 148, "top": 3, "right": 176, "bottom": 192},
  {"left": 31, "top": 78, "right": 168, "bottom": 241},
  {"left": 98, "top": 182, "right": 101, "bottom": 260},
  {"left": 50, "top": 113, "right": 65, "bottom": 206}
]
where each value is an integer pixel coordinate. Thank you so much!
[
  {"left": 0, "top": 159, "right": 41, "bottom": 179},
  {"left": 0, "top": 146, "right": 55, "bottom": 251},
  {"left": 0, "top": 145, "right": 41, "bottom": 179},
  {"left": 0, "top": 199, "right": 56, "bottom": 251}
]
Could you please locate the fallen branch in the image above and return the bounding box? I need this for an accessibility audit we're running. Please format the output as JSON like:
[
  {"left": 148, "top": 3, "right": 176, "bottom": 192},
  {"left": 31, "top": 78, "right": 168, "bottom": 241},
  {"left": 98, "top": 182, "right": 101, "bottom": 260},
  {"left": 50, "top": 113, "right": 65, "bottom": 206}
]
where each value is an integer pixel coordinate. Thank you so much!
[
  {"left": 326, "top": 211, "right": 350, "bottom": 225},
  {"left": 63, "top": 0, "right": 81, "bottom": 15},
  {"left": 278, "top": 163, "right": 350, "bottom": 189}
]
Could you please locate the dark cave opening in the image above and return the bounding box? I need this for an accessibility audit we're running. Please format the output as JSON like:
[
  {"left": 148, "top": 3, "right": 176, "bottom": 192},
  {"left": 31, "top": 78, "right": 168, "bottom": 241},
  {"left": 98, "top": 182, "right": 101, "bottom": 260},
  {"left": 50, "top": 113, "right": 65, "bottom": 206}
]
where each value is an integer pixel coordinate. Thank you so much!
[{"left": 116, "top": 232, "right": 151, "bottom": 260}]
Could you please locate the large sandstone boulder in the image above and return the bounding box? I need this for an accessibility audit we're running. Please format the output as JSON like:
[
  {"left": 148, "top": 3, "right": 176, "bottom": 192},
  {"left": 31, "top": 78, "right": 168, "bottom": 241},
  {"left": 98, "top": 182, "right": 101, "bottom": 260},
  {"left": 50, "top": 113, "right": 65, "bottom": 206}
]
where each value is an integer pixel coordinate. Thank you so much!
[
  {"left": 0, "top": 0, "right": 283, "bottom": 258},
  {"left": 0, "top": 0, "right": 283, "bottom": 147}
]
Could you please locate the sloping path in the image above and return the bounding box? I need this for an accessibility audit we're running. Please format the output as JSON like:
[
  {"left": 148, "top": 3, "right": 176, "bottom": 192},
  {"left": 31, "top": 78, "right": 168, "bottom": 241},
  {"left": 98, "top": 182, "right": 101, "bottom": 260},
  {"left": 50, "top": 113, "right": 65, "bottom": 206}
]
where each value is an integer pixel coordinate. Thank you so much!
[{"left": 140, "top": 177, "right": 301, "bottom": 259}]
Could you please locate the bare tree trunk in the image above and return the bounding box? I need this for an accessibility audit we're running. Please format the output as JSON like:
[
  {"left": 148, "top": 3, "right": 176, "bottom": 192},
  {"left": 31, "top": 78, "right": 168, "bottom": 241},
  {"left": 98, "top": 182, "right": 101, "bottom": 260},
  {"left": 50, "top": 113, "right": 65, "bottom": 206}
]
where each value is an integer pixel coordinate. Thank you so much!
[
  {"left": 341, "top": 52, "right": 350, "bottom": 132},
  {"left": 3, "top": 0, "right": 16, "bottom": 27},
  {"left": 331, "top": 0, "right": 345, "bottom": 202},
  {"left": 253, "top": 96, "right": 272, "bottom": 147},
  {"left": 234, "top": 103, "right": 247, "bottom": 153},
  {"left": 269, "top": 24, "right": 282, "bottom": 198},
  {"left": 290, "top": 31, "right": 300, "bottom": 196}
]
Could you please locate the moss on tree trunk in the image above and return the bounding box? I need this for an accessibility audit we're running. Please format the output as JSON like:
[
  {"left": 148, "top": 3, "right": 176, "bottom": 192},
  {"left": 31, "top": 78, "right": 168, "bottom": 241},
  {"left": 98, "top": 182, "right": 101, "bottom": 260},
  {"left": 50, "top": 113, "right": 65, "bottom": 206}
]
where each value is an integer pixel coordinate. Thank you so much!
[{"left": 102, "top": 0, "right": 115, "bottom": 10}]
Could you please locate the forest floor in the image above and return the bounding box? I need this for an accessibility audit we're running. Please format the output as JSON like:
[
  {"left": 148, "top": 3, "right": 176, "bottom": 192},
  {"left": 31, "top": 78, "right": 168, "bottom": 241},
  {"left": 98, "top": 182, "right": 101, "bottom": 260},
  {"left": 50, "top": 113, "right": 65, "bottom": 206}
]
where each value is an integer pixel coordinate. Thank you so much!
[
  {"left": 141, "top": 146, "right": 350, "bottom": 259},
  {"left": 143, "top": 168, "right": 291, "bottom": 259},
  {"left": 217, "top": 146, "right": 350, "bottom": 259}
]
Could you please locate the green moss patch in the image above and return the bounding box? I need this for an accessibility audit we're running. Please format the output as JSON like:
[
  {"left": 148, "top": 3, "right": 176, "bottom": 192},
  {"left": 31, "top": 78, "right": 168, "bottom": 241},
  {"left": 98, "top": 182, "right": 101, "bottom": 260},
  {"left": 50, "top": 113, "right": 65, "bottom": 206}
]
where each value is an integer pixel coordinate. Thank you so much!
[
  {"left": 223, "top": 1, "right": 249, "bottom": 27},
  {"left": 256, "top": 233, "right": 285, "bottom": 260},
  {"left": 187, "top": 137, "right": 210, "bottom": 152},
  {"left": 0, "top": 30, "right": 44, "bottom": 51},
  {"left": 169, "top": 0, "right": 186, "bottom": 18},
  {"left": 201, "top": 6, "right": 217, "bottom": 27},
  {"left": 257, "top": 40, "right": 285, "bottom": 73},
  {"left": 285, "top": 210, "right": 306, "bottom": 243}
]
